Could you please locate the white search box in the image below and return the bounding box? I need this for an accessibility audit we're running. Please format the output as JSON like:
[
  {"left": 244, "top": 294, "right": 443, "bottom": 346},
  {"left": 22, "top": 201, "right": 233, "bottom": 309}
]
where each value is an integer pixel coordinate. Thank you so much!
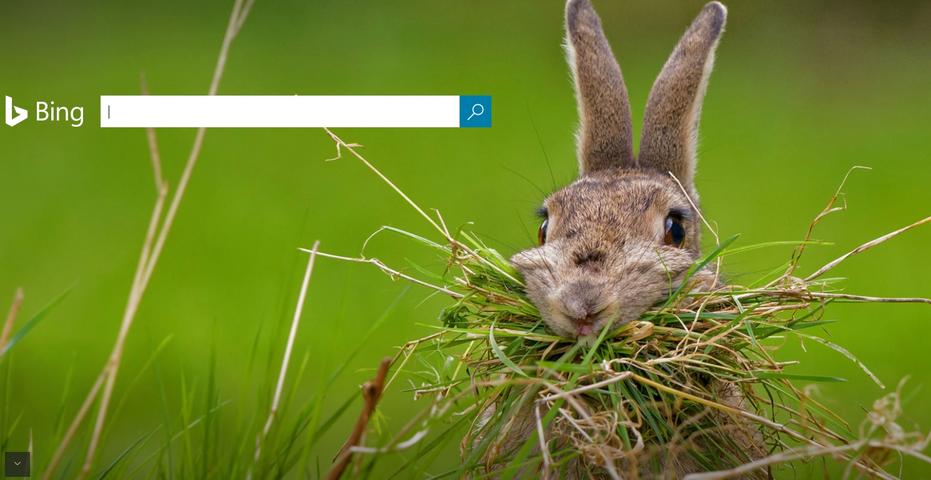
[{"left": 99, "top": 95, "right": 491, "bottom": 128}]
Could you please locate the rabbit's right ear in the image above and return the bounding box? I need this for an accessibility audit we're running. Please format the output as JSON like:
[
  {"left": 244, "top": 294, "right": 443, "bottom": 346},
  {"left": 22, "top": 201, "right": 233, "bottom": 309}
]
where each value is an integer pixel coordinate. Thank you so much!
[{"left": 566, "top": 0, "right": 634, "bottom": 175}]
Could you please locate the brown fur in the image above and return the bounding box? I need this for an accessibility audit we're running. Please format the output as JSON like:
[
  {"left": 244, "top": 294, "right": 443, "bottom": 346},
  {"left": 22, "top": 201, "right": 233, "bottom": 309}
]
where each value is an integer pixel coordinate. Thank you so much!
[{"left": 485, "top": 1, "right": 765, "bottom": 477}]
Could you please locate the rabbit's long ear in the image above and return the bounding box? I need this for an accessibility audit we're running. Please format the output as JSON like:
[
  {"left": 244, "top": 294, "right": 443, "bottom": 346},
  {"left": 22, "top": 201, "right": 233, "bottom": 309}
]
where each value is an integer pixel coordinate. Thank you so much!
[
  {"left": 566, "top": 0, "right": 634, "bottom": 175},
  {"left": 639, "top": 2, "right": 726, "bottom": 193}
]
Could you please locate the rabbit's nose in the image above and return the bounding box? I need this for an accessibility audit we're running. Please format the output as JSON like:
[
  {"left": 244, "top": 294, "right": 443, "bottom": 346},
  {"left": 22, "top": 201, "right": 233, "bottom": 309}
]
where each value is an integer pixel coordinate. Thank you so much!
[
  {"left": 559, "top": 281, "right": 608, "bottom": 325},
  {"left": 564, "top": 304, "right": 603, "bottom": 325}
]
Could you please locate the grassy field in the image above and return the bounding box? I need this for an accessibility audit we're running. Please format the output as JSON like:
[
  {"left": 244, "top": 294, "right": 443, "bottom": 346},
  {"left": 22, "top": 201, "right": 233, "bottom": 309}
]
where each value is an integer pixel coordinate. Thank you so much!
[{"left": 1, "top": 0, "right": 929, "bottom": 477}]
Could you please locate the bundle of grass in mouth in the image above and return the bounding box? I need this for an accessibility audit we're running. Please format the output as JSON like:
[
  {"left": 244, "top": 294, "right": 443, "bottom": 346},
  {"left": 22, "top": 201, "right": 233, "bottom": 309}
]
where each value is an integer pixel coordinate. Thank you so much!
[
  {"left": 314, "top": 0, "right": 931, "bottom": 476},
  {"left": 433, "top": 232, "right": 917, "bottom": 479}
]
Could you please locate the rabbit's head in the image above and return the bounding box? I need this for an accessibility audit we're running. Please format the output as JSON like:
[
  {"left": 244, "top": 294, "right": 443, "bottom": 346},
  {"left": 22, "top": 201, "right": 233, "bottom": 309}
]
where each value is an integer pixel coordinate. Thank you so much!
[{"left": 511, "top": 0, "right": 727, "bottom": 339}]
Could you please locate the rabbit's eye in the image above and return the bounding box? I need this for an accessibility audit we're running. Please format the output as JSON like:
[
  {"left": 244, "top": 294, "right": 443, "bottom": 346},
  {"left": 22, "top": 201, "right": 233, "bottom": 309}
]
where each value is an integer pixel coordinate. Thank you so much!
[
  {"left": 664, "top": 215, "right": 686, "bottom": 247},
  {"left": 538, "top": 219, "right": 549, "bottom": 245}
]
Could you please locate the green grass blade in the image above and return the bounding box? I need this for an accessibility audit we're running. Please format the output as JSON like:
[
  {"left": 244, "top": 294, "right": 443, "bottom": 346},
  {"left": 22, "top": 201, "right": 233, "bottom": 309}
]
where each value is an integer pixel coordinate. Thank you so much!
[{"left": 0, "top": 286, "right": 72, "bottom": 356}]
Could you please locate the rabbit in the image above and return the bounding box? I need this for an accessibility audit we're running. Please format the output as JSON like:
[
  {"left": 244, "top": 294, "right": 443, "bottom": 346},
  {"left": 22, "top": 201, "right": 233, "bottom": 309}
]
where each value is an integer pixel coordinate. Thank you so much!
[
  {"left": 476, "top": 0, "right": 766, "bottom": 477},
  {"left": 512, "top": 0, "right": 726, "bottom": 342}
]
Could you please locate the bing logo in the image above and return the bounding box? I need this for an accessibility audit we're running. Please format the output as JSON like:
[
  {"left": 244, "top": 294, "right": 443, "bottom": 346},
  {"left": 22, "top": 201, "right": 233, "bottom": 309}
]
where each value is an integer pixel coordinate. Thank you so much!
[
  {"left": 5, "top": 96, "right": 28, "bottom": 127},
  {"left": 3, "top": 96, "right": 85, "bottom": 127}
]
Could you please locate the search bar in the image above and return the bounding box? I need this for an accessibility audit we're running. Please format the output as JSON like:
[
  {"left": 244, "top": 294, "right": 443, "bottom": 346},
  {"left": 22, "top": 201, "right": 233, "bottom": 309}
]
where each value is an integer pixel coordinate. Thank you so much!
[{"left": 99, "top": 95, "right": 491, "bottom": 128}]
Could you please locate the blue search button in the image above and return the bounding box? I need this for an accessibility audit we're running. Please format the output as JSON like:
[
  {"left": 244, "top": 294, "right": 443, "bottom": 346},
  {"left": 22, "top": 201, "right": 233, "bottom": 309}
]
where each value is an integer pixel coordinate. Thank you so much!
[{"left": 459, "top": 95, "right": 491, "bottom": 128}]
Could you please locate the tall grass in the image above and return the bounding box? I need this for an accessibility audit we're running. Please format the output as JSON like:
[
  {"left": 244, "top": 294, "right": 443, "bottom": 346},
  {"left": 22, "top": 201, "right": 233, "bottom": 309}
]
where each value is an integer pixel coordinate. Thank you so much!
[{"left": 0, "top": 274, "right": 391, "bottom": 478}]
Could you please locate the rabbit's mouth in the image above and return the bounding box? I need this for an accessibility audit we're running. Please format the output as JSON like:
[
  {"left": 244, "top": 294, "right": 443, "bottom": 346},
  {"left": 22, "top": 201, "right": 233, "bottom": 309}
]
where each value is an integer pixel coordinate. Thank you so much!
[
  {"left": 545, "top": 294, "right": 619, "bottom": 340},
  {"left": 571, "top": 305, "right": 611, "bottom": 338}
]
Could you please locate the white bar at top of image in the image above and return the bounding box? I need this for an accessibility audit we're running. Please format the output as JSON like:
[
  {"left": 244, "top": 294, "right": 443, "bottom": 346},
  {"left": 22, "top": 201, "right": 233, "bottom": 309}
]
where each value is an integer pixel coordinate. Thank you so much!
[{"left": 99, "top": 95, "right": 460, "bottom": 128}]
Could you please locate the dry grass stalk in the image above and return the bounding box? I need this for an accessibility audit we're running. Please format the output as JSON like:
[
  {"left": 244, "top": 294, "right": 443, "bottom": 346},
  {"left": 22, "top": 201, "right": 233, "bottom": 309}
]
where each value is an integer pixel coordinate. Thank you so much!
[
  {"left": 250, "top": 242, "right": 321, "bottom": 477},
  {"left": 41, "top": 373, "right": 107, "bottom": 479},
  {"left": 805, "top": 215, "right": 931, "bottom": 282},
  {"left": 327, "top": 357, "right": 392, "bottom": 480},
  {"left": 44, "top": 1, "right": 255, "bottom": 477}
]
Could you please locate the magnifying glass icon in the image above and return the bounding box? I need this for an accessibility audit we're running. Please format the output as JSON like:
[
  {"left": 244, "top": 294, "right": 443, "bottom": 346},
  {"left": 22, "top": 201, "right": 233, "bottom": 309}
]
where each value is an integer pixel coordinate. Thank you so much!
[
  {"left": 467, "top": 103, "right": 485, "bottom": 121},
  {"left": 459, "top": 96, "right": 491, "bottom": 128}
]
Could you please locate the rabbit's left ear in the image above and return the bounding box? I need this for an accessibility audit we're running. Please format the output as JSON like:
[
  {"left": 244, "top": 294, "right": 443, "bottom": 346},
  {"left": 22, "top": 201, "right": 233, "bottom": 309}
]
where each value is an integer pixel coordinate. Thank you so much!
[{"left": 639, "top": 2, "right": 727, "bottom": 194}]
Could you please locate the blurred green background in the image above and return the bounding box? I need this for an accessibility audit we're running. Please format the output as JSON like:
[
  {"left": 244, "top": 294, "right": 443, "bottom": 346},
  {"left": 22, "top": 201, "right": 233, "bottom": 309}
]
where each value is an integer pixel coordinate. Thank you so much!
[{"left": 1, "top": 0, "right": 929, "bottom": 477}]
